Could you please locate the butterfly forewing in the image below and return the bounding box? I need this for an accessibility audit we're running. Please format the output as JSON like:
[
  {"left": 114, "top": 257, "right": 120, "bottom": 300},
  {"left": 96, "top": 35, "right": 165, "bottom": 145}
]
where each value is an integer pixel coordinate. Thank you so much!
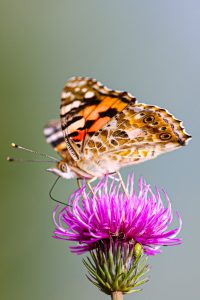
[{"left": 60, "top": 77, "right": 136, "bottom": 158}]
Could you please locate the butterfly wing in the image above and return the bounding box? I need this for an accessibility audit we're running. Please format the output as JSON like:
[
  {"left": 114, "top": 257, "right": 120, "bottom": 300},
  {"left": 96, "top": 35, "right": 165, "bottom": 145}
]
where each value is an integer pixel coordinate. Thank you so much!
[
  {"left": 60, "top": 77, "right": 136, "bottom": 160},
  {"left": 43, "top": 119, "right": 70, "bottom": 159},
  {"left": 83, "top": 102, "right": 191, "bottom": 173}
]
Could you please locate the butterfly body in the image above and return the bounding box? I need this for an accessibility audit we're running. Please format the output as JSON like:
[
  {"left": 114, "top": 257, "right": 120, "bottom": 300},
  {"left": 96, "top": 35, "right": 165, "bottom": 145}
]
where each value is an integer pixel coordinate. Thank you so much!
[{"left": 44, "top": 77, "right": 191, "bottom": 179}]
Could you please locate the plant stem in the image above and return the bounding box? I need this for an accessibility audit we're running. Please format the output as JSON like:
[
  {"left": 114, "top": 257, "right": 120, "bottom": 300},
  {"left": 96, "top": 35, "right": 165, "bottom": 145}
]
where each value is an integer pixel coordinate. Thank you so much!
[{"left": 111, "top": 292, "right": 123, "bottom": 300}]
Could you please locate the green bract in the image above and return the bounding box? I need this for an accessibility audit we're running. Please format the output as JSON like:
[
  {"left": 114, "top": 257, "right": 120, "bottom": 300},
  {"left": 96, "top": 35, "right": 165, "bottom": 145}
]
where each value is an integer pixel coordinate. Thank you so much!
[{"left": 83, "top": 241, "right": 149, "bottom": 295}]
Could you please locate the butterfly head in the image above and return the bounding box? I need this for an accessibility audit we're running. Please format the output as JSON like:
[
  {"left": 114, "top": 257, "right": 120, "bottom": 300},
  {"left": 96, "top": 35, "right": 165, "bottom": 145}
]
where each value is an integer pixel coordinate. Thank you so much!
[{"left": 47, "top": 161, "right": 77, "bottom": 179}]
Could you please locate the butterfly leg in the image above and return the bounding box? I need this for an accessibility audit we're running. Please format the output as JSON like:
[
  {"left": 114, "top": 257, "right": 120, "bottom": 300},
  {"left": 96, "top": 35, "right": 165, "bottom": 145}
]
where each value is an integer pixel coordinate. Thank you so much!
[
  {"left": 116, "top": 171, "right": 129, "bottom": 198},
  {"left": 77, "top": 178, "right": 82, "bottom": 189},
  {"left": 76, "top": 177, "right": 98, "bottom": 199},
  {"left": 76, "top": 178, "right": 88, "bottom": 199},
  {"left": 108, "top": 174, "right": 120, "bottom": 181},
  {"left": 86, "top": 177, "right": 97, "bottom": 197}
]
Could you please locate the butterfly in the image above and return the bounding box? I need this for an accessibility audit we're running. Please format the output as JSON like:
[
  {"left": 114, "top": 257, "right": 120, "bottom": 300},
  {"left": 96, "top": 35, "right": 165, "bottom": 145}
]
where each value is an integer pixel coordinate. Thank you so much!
[{"left": 44, "top": 76, "right": 191, "bottom": 181}]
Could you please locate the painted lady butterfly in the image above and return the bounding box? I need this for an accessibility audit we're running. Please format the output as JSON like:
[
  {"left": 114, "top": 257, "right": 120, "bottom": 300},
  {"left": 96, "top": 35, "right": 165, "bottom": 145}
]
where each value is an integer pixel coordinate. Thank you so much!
[{"left": 44, "top": 76, "right": 191, "bottom": 181}]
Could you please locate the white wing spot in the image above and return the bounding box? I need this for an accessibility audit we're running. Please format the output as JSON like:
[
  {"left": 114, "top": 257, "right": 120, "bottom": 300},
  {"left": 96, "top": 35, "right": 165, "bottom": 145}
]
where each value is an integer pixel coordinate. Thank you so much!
[
  {"left": 85, "top": 91, "right": 95, "bottom": 99},
  {"left": 61, "top": 100, "right": 81, "bottom": 116},
  {"left": 44, "top": 128, "right": 54, "bottom": 136},
  {"left": 72, "top": 100, "right": 81, "bottom": 108},
  {"left": 67, "top": 82, "right": 78, "bottom": 88},
  {"left": 46, "top": 131, "right": 64, "bottom": 143},
  {"left": 61, "top": 91, "right": 71, "bottom": 99},
  {"left": 61, "top": 104, "right": 72, "bottom": 115},
  {"left": 78, "top": 80, "right": 86, "bottom": 87}
]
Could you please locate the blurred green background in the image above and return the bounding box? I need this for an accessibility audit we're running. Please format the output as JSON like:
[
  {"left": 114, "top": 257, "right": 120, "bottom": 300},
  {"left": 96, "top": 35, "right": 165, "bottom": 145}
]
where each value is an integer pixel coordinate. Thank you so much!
[{"left": 0, "top": 1, "right": 199, "bottom": 299}]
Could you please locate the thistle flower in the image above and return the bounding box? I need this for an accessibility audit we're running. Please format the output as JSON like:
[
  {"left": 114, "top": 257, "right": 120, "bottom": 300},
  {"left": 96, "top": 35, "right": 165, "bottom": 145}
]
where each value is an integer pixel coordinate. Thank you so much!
[
  {"left": 52, "top": 174, "right": 182, "bottom": 297},
  {"left": 53, "top": 174, "right": 182, "bottom": 256}
]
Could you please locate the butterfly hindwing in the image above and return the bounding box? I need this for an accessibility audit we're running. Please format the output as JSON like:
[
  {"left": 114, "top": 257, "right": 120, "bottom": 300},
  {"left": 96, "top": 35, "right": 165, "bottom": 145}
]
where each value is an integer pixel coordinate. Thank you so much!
[{"left": 83, "top": 102, "right": 191, "bottom": 171}]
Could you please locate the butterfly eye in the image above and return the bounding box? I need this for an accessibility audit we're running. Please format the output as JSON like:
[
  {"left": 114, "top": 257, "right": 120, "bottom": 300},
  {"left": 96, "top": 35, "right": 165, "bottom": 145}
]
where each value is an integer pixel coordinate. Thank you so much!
[
  {"left": 159, "top": 133, "right": 172, "bottom": 140},
  {"left": 143, "top": 115, "right": 155, "bottom": 123},
  {"left": 59, "top": 162, "right": 68, "bottom": 172}
]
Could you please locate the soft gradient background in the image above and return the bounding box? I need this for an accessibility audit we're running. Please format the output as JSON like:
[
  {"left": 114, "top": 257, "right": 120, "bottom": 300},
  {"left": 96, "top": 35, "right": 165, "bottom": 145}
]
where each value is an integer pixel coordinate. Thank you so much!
[{"left": 0, "top": 1, "right": 199, "bottom": 299}]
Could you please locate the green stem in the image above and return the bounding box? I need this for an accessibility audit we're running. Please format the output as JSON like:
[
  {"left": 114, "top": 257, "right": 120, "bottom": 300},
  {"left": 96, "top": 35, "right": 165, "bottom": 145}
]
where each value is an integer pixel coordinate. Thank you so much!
[{"left": 111, "top": 292, "right": 123, "bottom": 300}]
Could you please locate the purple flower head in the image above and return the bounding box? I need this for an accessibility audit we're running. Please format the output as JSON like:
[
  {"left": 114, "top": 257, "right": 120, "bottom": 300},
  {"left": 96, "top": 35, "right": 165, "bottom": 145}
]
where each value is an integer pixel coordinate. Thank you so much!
[{"left": 53, "top": 174, "right": 182, "bottom": 256}]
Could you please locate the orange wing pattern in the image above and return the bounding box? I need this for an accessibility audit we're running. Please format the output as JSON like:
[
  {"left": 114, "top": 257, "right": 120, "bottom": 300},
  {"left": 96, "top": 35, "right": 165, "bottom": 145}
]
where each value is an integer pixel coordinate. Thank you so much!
[{"left": 60, "top": 77, "right": 136, "bottom": 159}]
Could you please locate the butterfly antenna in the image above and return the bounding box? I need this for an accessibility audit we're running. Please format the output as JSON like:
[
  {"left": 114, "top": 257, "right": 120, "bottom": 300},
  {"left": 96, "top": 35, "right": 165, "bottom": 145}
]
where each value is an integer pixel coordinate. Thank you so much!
[
  {"left": 9, "top": 142, "right": 59, "bottom": 162},
  {"left": 49, "top": 176, "right": 72, "bottom": 207},
  {"left": 7, "top": 157, "right": 56, "bottom": 163}
]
